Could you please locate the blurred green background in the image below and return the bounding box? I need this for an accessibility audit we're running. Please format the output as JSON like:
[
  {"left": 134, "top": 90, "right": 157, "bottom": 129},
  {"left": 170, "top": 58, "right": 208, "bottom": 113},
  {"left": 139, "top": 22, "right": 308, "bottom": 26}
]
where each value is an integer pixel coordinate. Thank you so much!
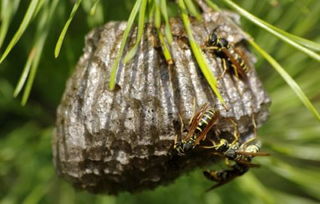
[{"left": 0, "top": 0, "right": 319, "bottom": 203}]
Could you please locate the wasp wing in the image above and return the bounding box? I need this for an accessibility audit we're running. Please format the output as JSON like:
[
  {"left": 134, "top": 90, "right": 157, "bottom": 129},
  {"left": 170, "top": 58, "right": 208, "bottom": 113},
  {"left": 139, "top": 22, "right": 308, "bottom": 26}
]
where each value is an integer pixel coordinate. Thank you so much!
[
  {"left": 194, "top": 111, "right": 220, "bottom": 145},
  {"left": 183, "top": 103, "right": 209, "bottom": 141}
]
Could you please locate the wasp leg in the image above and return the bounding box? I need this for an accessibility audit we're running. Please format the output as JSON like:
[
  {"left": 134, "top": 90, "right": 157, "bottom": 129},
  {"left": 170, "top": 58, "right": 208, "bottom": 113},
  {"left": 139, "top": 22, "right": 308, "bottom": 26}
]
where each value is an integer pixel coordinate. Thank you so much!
[
  {"left": 216, "top": 58, "right": 229, "bottom": 80},
  {"left": 200, "top": 146, "right": 216, "bottom": 149},
  {"left": 241, "top": 115, "right": 258, "bottom": 149},
  {"left": 252, "top": 114, "right": 257, "bottom": 139},
  {"left": 179, "top": 113, "right": 185, "bottom": 133},
  {"left": 173, "top": 113, "right": 185, "bottom": 149},
  {"left": 178, "top": 113, "right": 185, "bottom": 140},
  {"left": 224, "top": 157, "right": 233, "bottom": 167},
  {"left": 226, "top": 118, "right": 240, "bottom": 145},
  {"left": 211, "top": 151, "right": 224, "bottom": 157},
  {"left": 199, "top": 138, "right": 216, "bottom": 149},
  {"left": 232, "top": 130, "right": 240, "bottom": 146},
  {"left": 203, "top": 46, "right": 219, "bottom": 51}
]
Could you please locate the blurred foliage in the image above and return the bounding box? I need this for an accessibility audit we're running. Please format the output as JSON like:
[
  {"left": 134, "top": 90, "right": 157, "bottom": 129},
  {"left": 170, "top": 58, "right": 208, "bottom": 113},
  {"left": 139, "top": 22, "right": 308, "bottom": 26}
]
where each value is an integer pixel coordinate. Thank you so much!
[{"left": 0, "top": 0, "right": 320, "bottom": 203}]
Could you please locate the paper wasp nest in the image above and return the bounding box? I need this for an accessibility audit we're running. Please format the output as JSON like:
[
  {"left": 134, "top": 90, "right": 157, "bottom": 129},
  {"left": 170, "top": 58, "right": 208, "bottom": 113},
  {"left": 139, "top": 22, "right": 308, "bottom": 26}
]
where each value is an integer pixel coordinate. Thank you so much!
[{"left": 53, "top": 11, "right": 271, "bottom": 194}]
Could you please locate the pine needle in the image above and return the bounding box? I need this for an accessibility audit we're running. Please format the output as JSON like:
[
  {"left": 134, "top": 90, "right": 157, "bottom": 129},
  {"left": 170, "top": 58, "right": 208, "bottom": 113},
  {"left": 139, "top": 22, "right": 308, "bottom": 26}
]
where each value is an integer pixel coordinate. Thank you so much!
[
  {"left": 108, "top": 0, "right": 142, "bottom": 90},
  {"left": 0, "top": 0, "right": 42, "bottom": 63},
  {"left": 178, "top": 0, "right": 225, "bottom": 104},
  {"left": 249, "top": 39, "right": 320, "bottom": 121},
  {"left": 54, "top": 0, "right": 82, "bottom": 58}
]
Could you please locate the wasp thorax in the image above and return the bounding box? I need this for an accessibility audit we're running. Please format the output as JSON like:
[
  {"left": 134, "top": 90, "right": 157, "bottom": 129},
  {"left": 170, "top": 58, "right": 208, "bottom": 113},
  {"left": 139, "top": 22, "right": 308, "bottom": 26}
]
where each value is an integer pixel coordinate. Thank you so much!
[{"left": 174, "top": 139, "right": 196, "bottom": 155}]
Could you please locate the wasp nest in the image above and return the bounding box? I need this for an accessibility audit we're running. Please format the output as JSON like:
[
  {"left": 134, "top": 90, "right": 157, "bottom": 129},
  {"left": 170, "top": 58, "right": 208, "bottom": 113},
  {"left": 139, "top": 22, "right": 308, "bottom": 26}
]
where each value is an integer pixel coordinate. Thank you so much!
[{"left": 53, "top": 11, "right": 271, "bottom": 194}]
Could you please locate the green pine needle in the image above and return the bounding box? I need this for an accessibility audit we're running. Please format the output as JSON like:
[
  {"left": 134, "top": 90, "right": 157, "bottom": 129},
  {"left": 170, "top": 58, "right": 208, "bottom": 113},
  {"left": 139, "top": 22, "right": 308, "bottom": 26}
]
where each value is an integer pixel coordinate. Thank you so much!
[
  {"left": 238, "top": 173, "right": 274, "bottom": 204},
  {"left": 205, "top": 0, "right": 220, "bottom": 11},
  {"left": 54, "top": 0, "right": 82, "bottom": 58},
  {"left": 154, "top": 0, "right": 161, "bottom": 28},
  {"left": 178, "top": 0, "right": 225, "bottom": 104},
  {"left": 0, "top": 0, "right": 21, "bottom": 49},
  {"left": 221, "top": 0, "right": 320, "bottom": 62},
  {"left": 268, "top": 143, "right": 320, "bottom": 161},
  {"left": 123, "top": 0, "right": 147, "bottom": 64},
  {"left": 90, "top": 0, "right": 100, "bottom": 16},
  {"left": 160, "top": 0, "right": 173, "bottom": 44},
  {"left": 184, "top": 0, "right": 202, "bottom": 21},
  {"left": 249, "top": 39, "right": 320, "bottom": 121},
  {"left": 14, "top": 0, "right": 59, "bottom": 105},
  {"left": 157, "top": 29, "right": 173, "bottom": 65},
  {"left": 154, "top": 0, "right": 173, "bottom": 64},
  {"left": 108, "top": 0, "right": 142, "bottom": 90},
  {"left": 272, "top": 26, "right": 320, "bottom": 52},
  {"left": 13, "top": 48, "right": 34, "bottom": 98},
  {"left": 267, "top": 158, "right": 320, "bottom": 200},
  {"left": 0, "top": 0, "right": 41, "bottom": 63},
  {"left": 21, "top": 36, "right": 45, "bottom": 106}
]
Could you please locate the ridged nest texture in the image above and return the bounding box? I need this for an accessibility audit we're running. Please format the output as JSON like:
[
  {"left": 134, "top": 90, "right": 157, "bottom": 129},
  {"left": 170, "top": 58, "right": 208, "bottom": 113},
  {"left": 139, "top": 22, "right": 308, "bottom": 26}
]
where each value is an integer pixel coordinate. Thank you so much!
[{"left": 53, "top": 11, "right": 271, "bottom": 194}]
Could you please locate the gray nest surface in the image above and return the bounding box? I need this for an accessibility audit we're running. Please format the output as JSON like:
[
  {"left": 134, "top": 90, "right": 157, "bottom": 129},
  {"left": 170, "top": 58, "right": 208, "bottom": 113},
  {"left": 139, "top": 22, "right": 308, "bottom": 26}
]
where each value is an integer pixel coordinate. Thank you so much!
[{"left": 53, "top": 11, "right": 271, "bottom": 194}]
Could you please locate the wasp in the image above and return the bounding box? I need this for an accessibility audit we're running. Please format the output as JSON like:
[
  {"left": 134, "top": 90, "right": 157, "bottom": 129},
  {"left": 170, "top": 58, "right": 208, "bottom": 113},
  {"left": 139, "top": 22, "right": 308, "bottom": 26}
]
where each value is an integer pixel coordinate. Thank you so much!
[
  {"left": 202, "top": 129, "right": 269, "bottom": 190},
  {"left": 174, "top": 103, "right": 220, "bottom": 155},
  {"left": 209, "top": 137, "right": 268, "bottom": 165},
  {"left": 203, "top": 142, "right": 268, "bottom": 191},
  {"left": 203, "top": 162, "right": 249, "bottom": 191},
  {"left": 205, "top": 30, "right": 250, "bottom": 80}
]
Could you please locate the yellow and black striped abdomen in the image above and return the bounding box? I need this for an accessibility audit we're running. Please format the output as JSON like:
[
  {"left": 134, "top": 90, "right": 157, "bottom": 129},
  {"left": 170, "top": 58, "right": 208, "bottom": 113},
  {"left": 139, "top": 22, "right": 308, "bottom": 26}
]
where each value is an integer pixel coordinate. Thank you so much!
[
  {"left": 237, "top": 55, "right": 249, "bottom": 73},
  {"left": 195, "top": 109, "right": 216, "bottom": 134}
]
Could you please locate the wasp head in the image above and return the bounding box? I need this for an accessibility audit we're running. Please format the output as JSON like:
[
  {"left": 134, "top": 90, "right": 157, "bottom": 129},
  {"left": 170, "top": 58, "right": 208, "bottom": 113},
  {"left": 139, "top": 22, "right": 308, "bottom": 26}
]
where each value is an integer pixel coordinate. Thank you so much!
[
  {"left": 208, "top": 33, "right": 218, "bottom": 46},
  {"left": 224, "top": 142, "right": 240, "bottom": 159},
  {"left": 174, "top": 140, "right": 195, "bottom": 155}
]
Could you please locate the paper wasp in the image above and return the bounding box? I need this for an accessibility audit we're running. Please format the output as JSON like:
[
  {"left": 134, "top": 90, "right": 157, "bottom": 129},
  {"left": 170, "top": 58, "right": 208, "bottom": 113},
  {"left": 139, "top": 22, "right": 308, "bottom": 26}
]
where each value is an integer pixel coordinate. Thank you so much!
[
  {"left": 203, "top": 162, "right": 249, "bottom": 191},
  {"left": 173, "top": 103, "right": 269, "bottom": 190},
  {"left": 205, "top": 136, "right": 268, "bottom": 166},
  {"left": 201, "top": 130, "right": 269, "bottom": 190},
  {"left": 205, "top": 29, "right": 250, "bottom": 80},
  {"left": 174, "top": 103, "right": 220, "bottom": 155}
]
